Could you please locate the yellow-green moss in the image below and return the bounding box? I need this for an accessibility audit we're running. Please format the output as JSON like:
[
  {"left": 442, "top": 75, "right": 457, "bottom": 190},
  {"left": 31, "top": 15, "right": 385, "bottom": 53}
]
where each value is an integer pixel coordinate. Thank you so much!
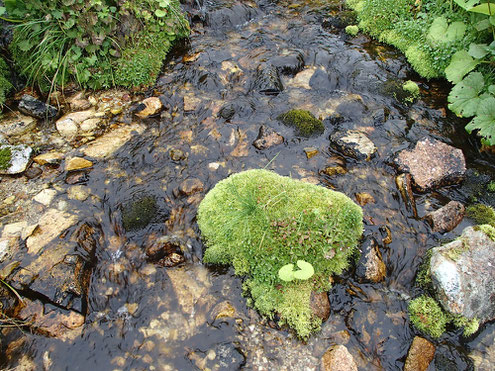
[
  {"left": 402, "top": 80, "right": 420, "bottom": 102},
  {"left": 408, "top": 295, "right": 448, "bottom": 338},
  {"left": 405, "top": 44, "right": 441, "bottom": 79},
  {"left": 0, "top": 146, "right": 12, "bottom": 170},
  {"left": 0, "top": 58, "right": 13, "bottom": 109},
  {"left": 452, "top": 315, "right": 479, "bottom": 337},
  {"left": 475, "top": 224, "right": 495, "bottom": 242},
  {"left": 466, "top": 204, "right": 495, "bottom": 228},
  {"left": 345, "top": 25, "right": 360, "bottom": 36},
  {"left": 277, "top": 110, "right": 324, "bottom": 137},
  {"left": 198, "top": 169, "right": 363, "bottom": 338}
]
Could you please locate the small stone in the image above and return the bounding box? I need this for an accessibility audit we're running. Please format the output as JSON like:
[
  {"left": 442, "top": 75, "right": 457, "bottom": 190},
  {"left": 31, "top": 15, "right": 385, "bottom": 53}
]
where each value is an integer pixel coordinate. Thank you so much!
[
  {"left": 67, "top": 185, "right": 90, "bottom": 201},
  {"left": 404, "top": 337, "right": 435, "bottom": 371},
  {"left": 395, "top": 173, "right": 418, "bottom": 218},
  {"left": 0, "top": 112, "right": 37, "bottom": 136},
  {"left": 211, "top": 301, "right": 236, "bottom": 320},
  {"left": 135, "top": 97, "right": 162, "bottom": 118},
  {"left": 321, "top": 345, "right": 357, "bottom": 371},
  {"left": 81, "top": 124, "right": 145, "bottom": 158},
  {"left": 79, "top": 118, "right": 102, "bottom": 132},
  {"left": 310, "top": 291, "right": 330, "bottom": 321},
  {"left": 179, "top": 178, "right": 204, "bottom": 196},
  {"left": 184, "top": 96, "right": 201, "bottom": 112},
  {"left": 24, "top": 166, "right": 43, "bottom": 179},
  {"left": 33, "top": 189, "right": 57, "bottom": 206},
  {"left": 304, "top": 147, "right": 319, "bottom": 159},
  {"left": 251, "top": 64, "right": 284, "bottom": 95},
  {"left": 145, "top": 235, "right": 181, "bottom": 261},
  {"left": 290, "top": 67, "right": 317, "bottom": 90},
  {"left": 330, "top": 130, "right": 377, "bottom": 160},
  {"left": 68, "top": 92, "right": 92, "bottom": 111},
  {"left": 56, "top": 118, "right": 79, "bottom": 138},
  {"left": 65, "top": 171, "right": 89, "bottom": 185},
  {"left": 355, "top": 192, "right": 375, "bottom": 206},
  {"left": 0, "top": 144, "right": 33, "bottom": 175},
  {"left": 66, "top": 157, "right": 93, "bottom": 171},
  {"left": 425, "top": 201, "right": 465, "bottom": 233},
  {"left": 320, "top": 165, "right": 347, "bottom": 176},
  {"left": 18, "top": 94, "right": 58, "bottom": 119},
  {"left": 2, "top": 221, "right": 27, "bottom": 238},
  {"left": 33, "top": 152, "right": 64, "bottom": 165},
  {"left": 393, "top": 137, "right": 466, "bottom": 191},
  {"left": 357, "top": 238, "right": 386, "bottom": 283},
  {"left": 252, "top": 125, "right": 284, "bottom": 150}
]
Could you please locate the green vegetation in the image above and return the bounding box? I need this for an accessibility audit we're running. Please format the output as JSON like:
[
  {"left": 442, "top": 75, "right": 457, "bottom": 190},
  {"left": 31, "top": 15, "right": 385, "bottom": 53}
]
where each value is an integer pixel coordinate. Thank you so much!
[
  {"left": 277, "top": 109, "right": 324, "bottom": 137},
  {"left": 197, "top": 169, "right": 363, "bottom": 338},
  {"left": 415, "top": 249, "right": 433, "bottom": 290},
  {"left": 466, "top": 203, "right": 495, "bottom": 227},
  {"left": 475, "top": 223, "right": 495, "bottom": 240},
  {"left": 452, "top": 314, "right": 480, "bottom": 336},
  {"left": 345, "top": 25, "right": 360, "bottom": 36},
  {"left": 346, "top": 0, "right": 495, "bottom": 146},
  {"left": 0, "top": 146, "right": 12, "bottom": 170},
  {"left": 402, "top": 80, "right": 420, "bottom": 102},
  {"left": 4, "top": 0, "right": 189, "bottom": 92},
  {"left": 0, "top": 58, "right": 13, "bottom": 109},
  {"left": 488, "top": 181, "right": 495, "bottom": 192},
  {"left": 121, "top": 195, "right": 157, "bottom": 231},
  {"left": 408, "top": 295, "right": 449, "bottom": 338}
]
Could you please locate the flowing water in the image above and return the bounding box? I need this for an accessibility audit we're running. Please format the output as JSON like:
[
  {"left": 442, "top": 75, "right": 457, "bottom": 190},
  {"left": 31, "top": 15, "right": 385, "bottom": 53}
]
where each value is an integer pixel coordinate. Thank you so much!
[{"left": 3, "top": 0, "right": 495, "bottom": 369}]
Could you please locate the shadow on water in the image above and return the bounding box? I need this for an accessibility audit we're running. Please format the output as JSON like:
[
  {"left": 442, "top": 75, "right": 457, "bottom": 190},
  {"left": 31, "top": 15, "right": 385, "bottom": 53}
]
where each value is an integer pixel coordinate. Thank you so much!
[{"left": 4, "top": 0, "right": 495, "bottom": 369}]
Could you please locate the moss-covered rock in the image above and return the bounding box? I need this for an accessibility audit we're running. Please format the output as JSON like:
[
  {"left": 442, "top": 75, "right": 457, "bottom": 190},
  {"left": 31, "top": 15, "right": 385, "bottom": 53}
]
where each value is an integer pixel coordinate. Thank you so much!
[
  {"left": 408, "top": 295, "right": 448, "bottom": 338},
  {"left": 0, "top": 57, "right": 13, "bottom": 109},
  {"left": 121, "top": 196, "right": 157, "bottom": 231},
  {"left": 0, "top": 146, "right": 12, "bottom": 170},
  {"left": 466, "top": 204, "right": 495, "bottom": 227},
  {"left": 197, "top": 169, "right": 363, "bottom": 338},
  {"left": 277, "top": 109, "right": 324, "bottom": 137}
]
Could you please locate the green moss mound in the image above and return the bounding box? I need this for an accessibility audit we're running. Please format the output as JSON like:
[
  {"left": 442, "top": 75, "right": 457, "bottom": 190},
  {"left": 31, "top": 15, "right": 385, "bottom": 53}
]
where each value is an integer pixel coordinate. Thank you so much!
[
  {"left": 277, "top": 110, "right": 324, "bottom": 137},
  {"left": 345, "top": 25, "right": 359, "bottom": 36},
  {"left": 0, "top": 146, "right": 12, "bottom": 171},
  {"left": 466, "top": 204, "right": 495, "bottom": 228},
  {"left": 408, "top": 295, "right": 448, "bottom": 338},
  {"left": 197, "top": 169, "right": 363, "bottom": 338}
]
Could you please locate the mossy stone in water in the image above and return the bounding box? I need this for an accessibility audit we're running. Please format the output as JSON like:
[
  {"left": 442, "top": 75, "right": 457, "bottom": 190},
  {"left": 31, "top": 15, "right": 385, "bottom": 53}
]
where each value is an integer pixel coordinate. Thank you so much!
[
  {"left": 466, "top": 204, "right": 495, "bottom": 228},
  {"left": 121, "top": 196, "right": 157, "bottom": 231},
  {"left": 408, "top": 295, "right": 448, "bottom": 338},
  {"left": 0, "top": 146, "right": 12, "bottom": 170},
  {"left": 197, "top": 169, "right": 363, "bottom": 338},
  {"left": 277, "top": 109, "right": 324, "bottom": 137}
]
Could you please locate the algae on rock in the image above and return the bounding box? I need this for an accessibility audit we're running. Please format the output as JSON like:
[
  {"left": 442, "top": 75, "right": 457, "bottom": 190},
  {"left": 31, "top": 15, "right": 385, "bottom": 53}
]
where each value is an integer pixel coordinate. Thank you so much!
[
  {"left": 197, "top": 169, "right": 363, "bottom": 338},
  {"left": 277, "top": 109, "right": 324, "bottom": 137}
]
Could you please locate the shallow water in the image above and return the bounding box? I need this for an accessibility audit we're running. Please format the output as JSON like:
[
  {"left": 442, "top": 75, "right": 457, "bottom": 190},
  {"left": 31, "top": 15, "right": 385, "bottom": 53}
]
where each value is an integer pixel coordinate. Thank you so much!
[{"left": 3, "top": 0, "right": 495, "bottom": 369}]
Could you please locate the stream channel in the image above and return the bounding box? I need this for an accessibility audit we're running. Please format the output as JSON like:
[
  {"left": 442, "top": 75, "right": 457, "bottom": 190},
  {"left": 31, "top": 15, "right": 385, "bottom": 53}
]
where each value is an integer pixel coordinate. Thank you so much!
[{"left": 3, "top": 0, "right": 495, "bottom": 369}]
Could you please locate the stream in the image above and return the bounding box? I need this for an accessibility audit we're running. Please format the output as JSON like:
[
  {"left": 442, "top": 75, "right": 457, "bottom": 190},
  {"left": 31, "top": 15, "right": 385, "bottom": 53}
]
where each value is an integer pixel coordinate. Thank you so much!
[{"left": 3, "top": 0, "right": 495, "bottom": 369}]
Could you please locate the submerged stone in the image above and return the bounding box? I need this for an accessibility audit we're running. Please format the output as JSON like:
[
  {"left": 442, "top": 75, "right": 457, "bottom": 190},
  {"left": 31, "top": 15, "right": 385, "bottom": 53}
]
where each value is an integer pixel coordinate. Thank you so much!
[
  {"left": 252, "top": 125, "right": 284, "bottom": 150},
  {"left": 330, "top": 130, "right": 376, "bottom": 160},
  {"left": 278, "top": 109, "right": 324, "bottom": 137},
  {"left": 269, "top": 50, "right": 305, "bottom": 75},
  {"left": 321, "top": 345, "right": 357, "bottom": 371},
  {"left": 0, "top": 112, "right": 36, "bottom": 137},
  {"left": 430, "top": 225, "right": 495, "bottom": 323},
  {"left": 356, "top": 237, "right": 386, "bottom": 283},
  {"left": 121, "top": 196, "right": 157, "bottom": 231},
  {"left": 404, "top": 337, "right": 435, "bottom": 371},
  {"left": 425, "top": 200, "right": 465, "bottom": 233},
  {"left": 251, "top": 64, "right": 284, "bottom": 95}
]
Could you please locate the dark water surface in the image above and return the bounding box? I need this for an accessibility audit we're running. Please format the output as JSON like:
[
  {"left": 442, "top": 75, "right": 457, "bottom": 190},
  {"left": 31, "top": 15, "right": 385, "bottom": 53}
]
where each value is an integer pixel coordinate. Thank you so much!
[{"left": 6, "top": 0, "right": 495, "bottom": 369}]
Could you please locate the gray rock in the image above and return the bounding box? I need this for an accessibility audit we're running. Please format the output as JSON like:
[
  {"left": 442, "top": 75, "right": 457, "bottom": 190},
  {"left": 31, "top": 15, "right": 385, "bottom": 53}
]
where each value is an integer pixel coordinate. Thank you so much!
[
  {"left": 269, "top": 50, "right": 305, "bottom": 75},
  {"left": 430, "top": 226, "right": 495, "bottom": 322},
  {"left": 330, "top": 130, "right": 377, "bottom": 160},
  {"left": 0, "top": 144, "right": 32, "bottom": 174},
  {"left": 251, "top": 64, "right": 284, "bottom": 95},
  {"left": 0, "top": 112, "right": 37, "bottom": 136},
  {"left": 425, "top": 201, "right": 465, "bottom": 233},
  {"left": 393, "top": 137, "right": 466, "bottom": 191},
  {"left": 18, "top": 94, "right": 58, "bottom": 119},
  {"left": 252, "top": 125, "right": 284, "bottom": 150}
]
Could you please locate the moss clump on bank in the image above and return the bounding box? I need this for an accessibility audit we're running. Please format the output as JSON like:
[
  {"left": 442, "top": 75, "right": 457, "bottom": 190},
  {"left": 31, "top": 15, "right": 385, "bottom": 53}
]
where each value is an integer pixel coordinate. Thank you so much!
[
  {"left": 408, "top": 295, "right": 448, "bottom": 338},
  {"left": 466, "top": 204, "right": 495, "bottom": 227},
  {"left": 345, "top": 25, "right": 359, "bottom": 36},
  {"left": 197, "top": 169, "right": 363, "bottom": 338},
  {"left": 0, "top": 146, "right": 12, "bottom": 170},
  {"left": 277, "top": 109, "right": 324, "bottom": 137}
]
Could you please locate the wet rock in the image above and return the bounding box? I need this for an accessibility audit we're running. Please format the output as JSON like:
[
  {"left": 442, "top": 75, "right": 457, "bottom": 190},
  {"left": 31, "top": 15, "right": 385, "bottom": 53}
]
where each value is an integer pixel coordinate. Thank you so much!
[
  {"left": 289, "top": 67, "right": 317, "bottom": 89},
  {"left": 65, "top": 171, "right": 90, "bottom": 185},
  {"left": 330, "top": 130, "right": 376, "bottom": 160},
  {"left": 179, "top": 178, "right": 204, "bottom": 196},
  {"left": 430, "top": 226, "right": 495, "bottom": 322},
  {"left": 135, "top": 97, "right": 162, "bottom": 118},
  {"left": 167, "top": 265, "right": 212, "bottom": 315},
  {"left": 404, "top": 337, "right": 435, "bottom": 371},
  {"left": 0, "top": 112, "right": 37, "bottom": 136},
  {"left": 2, "top": 221, "right": 28, "bottom": 238},
  {"left": 395, "top": 173, "right": 418, "bottom": 218},
  {"left": 33, "top": 189, "right": 57, "bottom": 206},
  {"left": 169, "top": 148, "right": 188, "bottom": 161},
  {"left": 320, "top": 156, "right": 347, "bottom": 176},
  {"left": 309, "top": 68, "right": 335, "bottom": 92},
  {"left": 355, "top": 192, "right": 375, "bottom": 206},
  {"left": 356, "top": 237, "right": 386, "bottom": 283},
  {"left": 321, "top": 345, "right": 357, "bottom": 371},
  {"left": 252, "top": 125, "right": 284, "bottom": 150},
  {"left": 18, "top": 94, "right": 58, "bottom": 120},
  {"left": 304, "top": 147, "right": 318, "bottom": 159},
  {"left": 310, "top": 291, "right": 330, "bottom": 321},
  {"left": 0, "top": 144, "right": 32, "bottom": 175},
  {"left": 211, "top": 301, "right": 236, "bottom": 321},
  {"left": 183, "top": 95, "right": 201, "bottom": 112},
  {"left": 393, "top": 137, "right": 466, "bottom": 191},
  {"left": 251, "top": 64, "right": 284, "bottom": 95},
  {"left": 81, "top": 124, "right": 145, "bottom": 158},
  {"left": 26, "top": 209, "right": 78, "bottom": 255},
  {"left": 68, "top": 92, "right": 92, "bottom": 111},
  {"left": 33, "top": 151, "right": 64, "bottom": 166},
  {"left": 206, "top": 2, "right": 259, "bottom": 30},
  {"left": 0, "top": 236, "right": 19, "bottom": 263},
  {"left": 121, "top": 195, "right": 157, "bottom": 231},
  {"left": 24, "top": 166, "right": 42, "bottom": 179},
  {"left": 56, "top": 110, "right": 96, "bottom": 138},
  {"left": 269, "top": 50, "right": 305, "bottom": 75},
  {"left": 145, "top": 235, "right": 183, "bottom": 265},
  {"left": 425, "top": 201, "right": 465, "bottom": 233},
  {"left": 65, "top": 157, "right": 93, "bottom": 171},
  {"left": 18, "top": 299, "right": 84, "bottom": 340},
  {"left": 67, "top": 185, "right": 90, "bottom": 201},
  {"left": 79, "top": 118, "right": 102, "bottom": 132}
]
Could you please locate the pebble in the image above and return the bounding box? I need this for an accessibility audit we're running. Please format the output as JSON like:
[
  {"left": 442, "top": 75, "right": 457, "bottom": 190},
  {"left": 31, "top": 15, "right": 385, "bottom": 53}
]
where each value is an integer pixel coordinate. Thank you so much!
[
  {"left": 65, "top": 157, "right": 93, "bottom": 171},
  {"left": 33, "top": 189, "right": 57, "bottom": 206}
]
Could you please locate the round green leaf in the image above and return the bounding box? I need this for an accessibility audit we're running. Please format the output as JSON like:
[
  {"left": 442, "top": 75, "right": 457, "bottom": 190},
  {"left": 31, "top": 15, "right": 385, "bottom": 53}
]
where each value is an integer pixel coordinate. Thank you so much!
[
  {"left": 155, "top": 9, "right": 167, "bottom": 17},
  {"left": 293, "top": 260, "right": 314, "bottom": 280},
  {"left": 445, "top": 50, "right": 480, "bottom": 84},
  {"left": 278, "top": 263, "right": 295, "bottom": 282}
]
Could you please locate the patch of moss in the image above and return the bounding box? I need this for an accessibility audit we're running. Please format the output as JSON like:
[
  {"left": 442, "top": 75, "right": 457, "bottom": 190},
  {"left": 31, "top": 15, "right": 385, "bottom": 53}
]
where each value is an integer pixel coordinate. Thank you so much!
[
  {"left": 408, "top": 295, "right": 448, "bottom": 338},
  {"left": 466, "top": 204, "right": 495, "bottom": 228},
  {"left": 444, "top": 238, "right": 469, "bottom": 262},
  {"left": 197, "top": 169, "right": 363, "bottom": 338},
  {"left": 415, "top": 249, "right": 433, "bottom": 291},
  {"left": 488, "top": 182, "right": 495, "bottom": 192},
  {"left": 0, "top": 58, "right": 13, "bottom": 109},
  {"left": 277, "top": 109, "right": 324, "bottom": 137},
  {"left": 402, "top": 80, "right": 420, "bottom": 102},
  {"left": 121, "top": 196, "right": 157, "bottom": 231},
  {"left": 405, "top": 44, "right": 441, "bottom": 79},
  {"left": 452, "top": 315, "right": 479, "bottom": 337},
  {"left": 345, "top": 25, "right": 359, "bottom": 36},
  {"left": 0, "top": 146, "right": 12, "bottom": 171},
  {"left": 475, "top": 224, "right": 495, "bottom": 242}
]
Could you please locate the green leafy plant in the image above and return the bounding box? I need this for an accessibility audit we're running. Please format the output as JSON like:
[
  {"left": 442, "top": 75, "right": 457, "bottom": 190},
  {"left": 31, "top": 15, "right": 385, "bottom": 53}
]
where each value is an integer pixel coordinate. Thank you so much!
[{"left": 197, "top": 169, "right": 363, "bottom": 338}]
